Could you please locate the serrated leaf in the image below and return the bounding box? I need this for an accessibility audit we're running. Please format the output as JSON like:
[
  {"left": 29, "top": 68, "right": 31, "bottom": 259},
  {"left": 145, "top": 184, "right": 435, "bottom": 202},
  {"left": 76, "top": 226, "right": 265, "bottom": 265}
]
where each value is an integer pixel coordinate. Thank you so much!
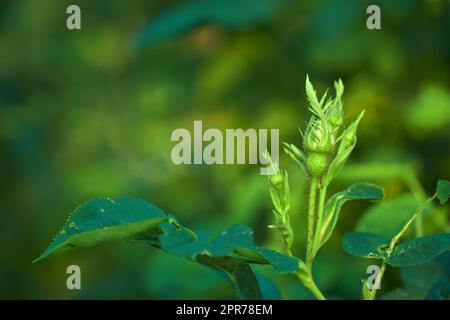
[
  {"left": 305, "top": 74, "right": 321, "bottom": 112},
  {"left": 317, "top": 183, "right": 384, "bottom": 252},
  {"left": 386, "top": 233, "right": 450, "bottom": 267},
  {"left": 356, "top": 194, "right": 421, "bottom": 238},
  {"left": 158, "top": 223, "right": 300, "bottom": 273},
  {"left": 436, "top": 179, "right": 450, "bottom": 205},
  {"left": 35, "top": 199, "right": 298, "bottom": 300},
  {"left": 34, "top": 197, "right": 167, "bottom": 263},
  {"left": 342, "top": 232, "right": 390, "bottom": 259}
]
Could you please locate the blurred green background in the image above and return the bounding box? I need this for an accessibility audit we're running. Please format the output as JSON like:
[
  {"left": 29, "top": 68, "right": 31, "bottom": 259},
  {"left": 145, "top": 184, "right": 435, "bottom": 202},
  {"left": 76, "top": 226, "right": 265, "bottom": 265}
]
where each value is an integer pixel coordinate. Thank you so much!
[{"left": 0, "top": 0, "right": 449, "bottom": 299}]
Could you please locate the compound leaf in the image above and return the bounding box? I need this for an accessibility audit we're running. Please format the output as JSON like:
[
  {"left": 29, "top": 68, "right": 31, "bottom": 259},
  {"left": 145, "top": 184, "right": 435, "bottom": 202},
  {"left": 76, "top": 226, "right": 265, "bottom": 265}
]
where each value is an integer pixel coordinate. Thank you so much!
[
  {"left": 386, "top": 233, "right": 450, "bottom": 267},
  {"left": 342, "top": 232, "right": 390, "bottom": 259},
  {"left": 35, "top": 199, "right": 300, "bottom": 300}
]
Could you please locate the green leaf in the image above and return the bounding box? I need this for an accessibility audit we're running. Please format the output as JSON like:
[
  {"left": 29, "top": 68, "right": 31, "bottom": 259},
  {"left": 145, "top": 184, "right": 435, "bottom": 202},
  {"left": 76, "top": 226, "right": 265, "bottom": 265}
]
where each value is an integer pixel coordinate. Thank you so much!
[
  {"left": 400, "top": 260, "right": 447, "bottom": 290},
  {"left": 255, "top": 273, "right": 282, "bottom": 300},
  {"left": 324, "top": 111, "right": 364, "bottom": 186},
  {"left": 436, "top": 179, "right": 450, "bottom": 205},
  {"left": 356, "top": 194, "right": 421, "bottom": 238},
  {"left": 305, "top": 74, "right": 321, "bottom": 112},
  {"left": 35, "top": 199, "right": 299, "bottom": 300},
  {"left": 386, "top": 233, "right": 450, "bottom": 267},
  {"left": 318, "top": 183, "right": 384, "bottom": 251},
  {"left": 232, "top": 264, "right": 262, "bottom": 300},
  {"left": 383, "top": 253, "right": 450, "bottom": 300},
  {"left": 158, "top": 223, "right": 300, "bottom": 273},
  {"left": 342, "top": 232, "right": 390, "bottom": 259},
  {"left": 33, "top": 197, "right": 167, "bottom": 263},
  {"left": 336, "top": 162, "right": 418, "bottom": 184},
  {"left": 133, "top": 0, "right": 281, "bottom": 49}
]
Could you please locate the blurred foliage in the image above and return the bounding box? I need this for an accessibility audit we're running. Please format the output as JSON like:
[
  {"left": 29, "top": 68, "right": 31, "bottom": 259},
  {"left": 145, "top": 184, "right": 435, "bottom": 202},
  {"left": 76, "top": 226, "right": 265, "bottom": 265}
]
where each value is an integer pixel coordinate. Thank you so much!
[{"left": 0, "top": 0, "right": 448, "bottom": 299}]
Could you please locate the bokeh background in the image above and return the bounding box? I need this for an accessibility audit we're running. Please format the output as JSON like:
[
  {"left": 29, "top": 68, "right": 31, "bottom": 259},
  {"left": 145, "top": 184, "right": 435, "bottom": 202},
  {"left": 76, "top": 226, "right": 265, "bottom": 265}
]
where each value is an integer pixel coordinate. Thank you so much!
[{"left": 0, "top": 0, "right": 449, "bottom": 299}]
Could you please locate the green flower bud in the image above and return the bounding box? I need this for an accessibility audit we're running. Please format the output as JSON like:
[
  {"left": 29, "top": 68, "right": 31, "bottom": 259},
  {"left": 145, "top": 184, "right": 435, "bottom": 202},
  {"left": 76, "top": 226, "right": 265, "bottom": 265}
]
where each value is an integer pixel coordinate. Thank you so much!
[
  {"left": 342, "top": 110, "right": 364, "bottom": 148},
  {"left": 303, "top": 120, "right": 335, "bottom": 154},
  {"left": 263, "top": 152, "right": 294, "bottom": 248},
  {"left": 268, "top": 171, "right": 284, "bottom": 190},
  {"left": 306, "top": 152, "right": 329, "bottom": 177}
]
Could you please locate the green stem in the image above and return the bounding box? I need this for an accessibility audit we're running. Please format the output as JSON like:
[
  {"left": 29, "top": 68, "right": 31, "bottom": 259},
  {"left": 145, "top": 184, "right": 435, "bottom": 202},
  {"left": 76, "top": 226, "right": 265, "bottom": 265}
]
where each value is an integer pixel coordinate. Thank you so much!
[
  {"left": 405, "top": 175, "right": 427, "bottom": 237},
  {"left": 285, "top": 218, "right": 325, "bottom": 300},
  {"left": 366, "top": 262, "right": 386, "bottom": 300},
  {"left": 365, "top": 194, "right": 436, "bottom": 300},
  {"left": 294, "top": 271, "right": 325, "bottom": 300},
  {"left": 312, "top": 182, "right": 327, "bottom": 256},
  {"left": 306, "top": 177, "right": 318, "bottom": 269}
]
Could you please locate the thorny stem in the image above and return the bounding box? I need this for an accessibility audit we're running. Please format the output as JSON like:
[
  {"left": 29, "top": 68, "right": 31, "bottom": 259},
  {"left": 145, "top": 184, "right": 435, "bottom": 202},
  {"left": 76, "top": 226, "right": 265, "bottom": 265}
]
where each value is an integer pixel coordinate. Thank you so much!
[
  {"left": 306, "top": 177, "right": 318, "bottom": 269},
  {"left": 313, "top": 182, "right": 327, "bottom": 256}
]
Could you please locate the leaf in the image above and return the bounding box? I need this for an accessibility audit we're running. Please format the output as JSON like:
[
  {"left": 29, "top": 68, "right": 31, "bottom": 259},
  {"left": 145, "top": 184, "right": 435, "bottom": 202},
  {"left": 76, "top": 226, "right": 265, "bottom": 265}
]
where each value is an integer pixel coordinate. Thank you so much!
[
  {"left": 33, "top": 197, "right": 167, "bottom": 263},
  {"left": 318, "top": 183, "right": 384, "bottom": 251},
  {"left": 232, "top": 264, "right": 262, "bottom": 300},
  {"left": 305, "top": 74, "right": 321, "bottom": 112},
  {"left": 133, "top": 0, "right": 282, "bottom": 49},
  {"left": 323, "top": 111, "right": 364, "bottom": 186},
  {"left": 35, "top": 199, "right": 299, "bottom": 300},
  {"left": 158, "top": 223, "right": 301, "bottom": 273},
  {"left": 426, "top": 277, "right": 450, "bottom": 300},
  {"left": 383, "top": 253, "right": 450, "bottom": 300},
  {"left": 336, "top": 162, "right": 418, "bottom": 184},
  {"left": 436, "top": 179, "right": 450, "bottom": 205},
  {"left": 356, "top": 194, "right": 421, "bottom": 238},
  {"left": 386, "top": 233, "right": 450, "bottom": 267},
  {"left": 342, "top": 232, "right": 390, "bottom": 259},
  {"left": 255, "top": 273, "right": 282, "bottom": 300},
  {"left": 400, "top": 261, "right": 445, "bottom": 290}
]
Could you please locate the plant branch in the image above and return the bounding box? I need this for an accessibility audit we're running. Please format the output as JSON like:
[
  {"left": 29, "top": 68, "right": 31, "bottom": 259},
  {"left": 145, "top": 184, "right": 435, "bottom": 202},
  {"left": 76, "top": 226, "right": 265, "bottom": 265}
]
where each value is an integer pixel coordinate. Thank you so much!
[
  {"left": 294, "top": 271, "right": 326, "bottom": 300},
  {"left": 366, "top": 193, "right": 436, "bottom": 300},
  {"left": 366, "top": 261, "right": 386, "bottom": 300},
  {"left": 306, "top": 177, "right": 318, "bottom": 269},
  {"left": 312, "top": 182, "right": 327, "bottom": 257}
]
